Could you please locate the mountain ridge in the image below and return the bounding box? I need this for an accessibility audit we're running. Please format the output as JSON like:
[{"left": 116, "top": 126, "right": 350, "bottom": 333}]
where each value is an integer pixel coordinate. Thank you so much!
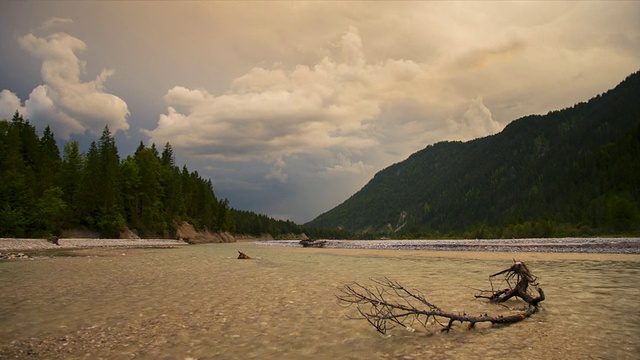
[{"left": 306, "top": 71, "right": 640, "bottom": 238}]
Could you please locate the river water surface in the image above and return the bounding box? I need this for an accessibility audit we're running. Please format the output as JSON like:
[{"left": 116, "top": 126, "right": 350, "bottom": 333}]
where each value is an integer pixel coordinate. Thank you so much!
[{"left": 1, "top": 243, "right": 638, "bottom": 359}]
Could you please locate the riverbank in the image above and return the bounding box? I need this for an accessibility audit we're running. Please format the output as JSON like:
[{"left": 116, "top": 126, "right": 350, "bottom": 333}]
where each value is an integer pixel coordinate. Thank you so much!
[
  {"left": 0, "top": 238, "right": 188, "bottom": 252},
  {"left": 259, "top": 237, "right": 640, "bottom": 254},
  {"left": 3, "top": 237, "right": 639, "bottom": 254}
]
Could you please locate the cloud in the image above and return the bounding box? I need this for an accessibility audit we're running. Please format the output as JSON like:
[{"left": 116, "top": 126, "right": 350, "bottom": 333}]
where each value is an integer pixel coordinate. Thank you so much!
[
  {"left": 24, "top": 85, "right": 85, "bottom": 135},
  {"left": 146, "top": 27, "right": 469, "bottom": 181},
  {"left": 0, "top": 90, "right": 24, "bottom": 120},
  {"left": 446, "top": 96, "right": 503, "bottom": 141},
  {"left": 143, "top": 26, "right": 509, "bottom": 222},
  {"left": 453, "top": 39, "right": 526, "bottom": 71},
  {"left": 323, "top": 152, "right": 372, "bottom": 176},
  {"left": 265, "top": 157, "right": 288, "bottom": 183},
  {"left": 339, "top": 25, "right": 366, "bottom": 67},
  {"left": 39, "top": 17, "right": 73, "bottom": 31},
  {"left": 0, "top": 18, "right": 129, "bottom": 138}
]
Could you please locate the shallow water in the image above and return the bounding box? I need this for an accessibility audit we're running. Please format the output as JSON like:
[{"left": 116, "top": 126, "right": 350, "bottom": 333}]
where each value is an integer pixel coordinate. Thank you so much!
[{"left": 1, "top": 243, "right": 638, "bottom": 359}]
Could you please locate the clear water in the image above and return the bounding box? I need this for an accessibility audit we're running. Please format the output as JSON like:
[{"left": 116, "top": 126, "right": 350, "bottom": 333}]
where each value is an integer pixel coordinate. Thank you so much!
[{"left": 1, "top": 243, "right": 638, "bottom": 359}]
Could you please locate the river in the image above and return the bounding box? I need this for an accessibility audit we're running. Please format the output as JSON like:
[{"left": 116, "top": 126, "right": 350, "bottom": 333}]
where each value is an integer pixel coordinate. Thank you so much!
[{"left": 1, "top": 243, "right": 638, "bottom": 359}]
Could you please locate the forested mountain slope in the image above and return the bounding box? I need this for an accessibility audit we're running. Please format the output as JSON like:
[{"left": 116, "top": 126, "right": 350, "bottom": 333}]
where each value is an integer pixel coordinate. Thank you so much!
[{"left": 306, "top": 71, "right": 640, "bottom": 238}]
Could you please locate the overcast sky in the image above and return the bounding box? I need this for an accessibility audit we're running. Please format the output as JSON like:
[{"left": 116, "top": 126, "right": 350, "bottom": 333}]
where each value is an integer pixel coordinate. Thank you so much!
[{"left": 1, "top": 2, "right": 639, "bottom": 223}]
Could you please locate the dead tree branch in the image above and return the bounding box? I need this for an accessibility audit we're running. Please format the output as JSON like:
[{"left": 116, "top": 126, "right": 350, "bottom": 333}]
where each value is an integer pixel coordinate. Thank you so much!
[{"left": 336, "top": 261, "right": 545, "bottom": 334}]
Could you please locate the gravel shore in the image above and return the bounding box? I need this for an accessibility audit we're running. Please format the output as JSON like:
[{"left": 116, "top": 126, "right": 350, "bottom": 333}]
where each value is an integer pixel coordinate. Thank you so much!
[
  {"left": 3, "top": 237, "right": 639, "bottom": 254},
  {"left": 0, "top": 238, "right": 188, "bottom": 252},
  {"left": 259, "top": 237, "right": 640, "bottom": 254}
]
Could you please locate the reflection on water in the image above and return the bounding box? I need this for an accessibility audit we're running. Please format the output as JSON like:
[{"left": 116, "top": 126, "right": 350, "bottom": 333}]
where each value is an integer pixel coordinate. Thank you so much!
[{"left": 0, "top": 244, "right": 638, "bottom": 359}]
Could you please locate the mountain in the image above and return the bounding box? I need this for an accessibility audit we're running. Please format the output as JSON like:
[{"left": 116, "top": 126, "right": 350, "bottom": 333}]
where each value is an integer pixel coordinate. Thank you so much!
[{"left": 306, "top": 71, "right": 640, "bottom": 238}]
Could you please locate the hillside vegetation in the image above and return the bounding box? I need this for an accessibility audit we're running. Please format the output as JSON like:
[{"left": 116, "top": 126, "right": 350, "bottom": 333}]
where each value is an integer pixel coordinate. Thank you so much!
[{"left": 307, "top": 71, "right": 640, "bottom": 238}]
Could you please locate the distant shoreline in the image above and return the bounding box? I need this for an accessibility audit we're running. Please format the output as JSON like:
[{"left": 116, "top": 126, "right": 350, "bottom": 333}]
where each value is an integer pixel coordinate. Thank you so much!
[
  {"left": 2, "top": 237, "right": 639, "bottom": 255},
  {"left": 259, "top": 238, "right": 640, "bottom": 254}
]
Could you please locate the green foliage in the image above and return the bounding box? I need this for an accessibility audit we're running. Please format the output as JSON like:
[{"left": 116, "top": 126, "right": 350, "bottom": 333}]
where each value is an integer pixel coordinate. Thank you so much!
[
  {"left": 38, "top": 126, "right": 61, "bottom": 193},
  {"left": 0, "top": 115, "right": 301, "bottom": 239},
  {"left": 0, "top": 204, "right": 28, "bottom": 238},
  {"left": 229, "top": 209, "right": 305, "bottom": 237},
  {"left": 306, "top": 71, "right": 640, "bottom": 238},
  {"left": 34, "top": 187, "right": 67, "bottom": 236},
  {"left": 58, "top": 141, "right": 83, "bottom": 224},
  {"left": 0, "top": 112, "right": 44, "bottom": 236}
]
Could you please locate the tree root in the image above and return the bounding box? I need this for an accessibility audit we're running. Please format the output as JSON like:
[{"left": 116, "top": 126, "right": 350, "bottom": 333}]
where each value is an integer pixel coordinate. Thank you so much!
[{"left": 336, "top": 261, "right": 544, "bottom": 334}]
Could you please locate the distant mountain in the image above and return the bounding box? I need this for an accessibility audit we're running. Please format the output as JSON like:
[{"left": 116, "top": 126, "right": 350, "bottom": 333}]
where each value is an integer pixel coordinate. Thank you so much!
[{"left": 306, "top": 71, "right": 640, "bottom": 238}]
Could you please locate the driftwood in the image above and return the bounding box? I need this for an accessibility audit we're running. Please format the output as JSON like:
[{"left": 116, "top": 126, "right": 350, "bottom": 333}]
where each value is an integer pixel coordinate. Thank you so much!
[
  {"left": 336, "top": 260, "right": 544, "bottom": 334},
  {"left": 474, "top": 261, "right": 545, "bottom": 306},
  {"left": 237, "top": 251, "right": 252, "bottom": 259},
  {"left": 47, "top": 236, "right": 60, "bottom": 246},
  {"left": 299, "top": 239, "right": 327, "bottom": 248}
]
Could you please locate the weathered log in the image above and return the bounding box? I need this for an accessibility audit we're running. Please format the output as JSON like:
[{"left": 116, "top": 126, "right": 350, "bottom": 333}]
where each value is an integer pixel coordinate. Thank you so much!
[
  {"left": 336, "top": 260, "right": 544, "bottom": 334},
  {"left": 299, "top": 239, "right": 327, "bottom": 248}
]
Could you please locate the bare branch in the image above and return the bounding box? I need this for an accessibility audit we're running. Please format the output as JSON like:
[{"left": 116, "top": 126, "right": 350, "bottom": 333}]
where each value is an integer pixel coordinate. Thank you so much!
[{"left": 336, "top": 261, "right": 545, "bottom": 334}]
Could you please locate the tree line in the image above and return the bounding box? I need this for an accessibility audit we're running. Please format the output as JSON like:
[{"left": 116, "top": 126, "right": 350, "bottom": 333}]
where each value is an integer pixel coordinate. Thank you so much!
[{"left": 0, "top": 111, "right": 313, "bottom": 239}]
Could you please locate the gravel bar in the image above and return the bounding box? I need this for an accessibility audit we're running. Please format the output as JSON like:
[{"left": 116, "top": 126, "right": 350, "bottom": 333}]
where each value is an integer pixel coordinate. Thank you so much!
[
  {"left": 0, "top": 238, "right": 188, "bottom": 252},
  {"left": 258, "top": 237, "right": 640, "bottom": 254}
]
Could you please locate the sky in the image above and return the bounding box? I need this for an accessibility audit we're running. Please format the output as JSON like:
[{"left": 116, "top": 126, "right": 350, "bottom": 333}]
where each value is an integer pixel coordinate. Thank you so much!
[{"left": 1, "top": 2, "right": 639, "bottom": 224}]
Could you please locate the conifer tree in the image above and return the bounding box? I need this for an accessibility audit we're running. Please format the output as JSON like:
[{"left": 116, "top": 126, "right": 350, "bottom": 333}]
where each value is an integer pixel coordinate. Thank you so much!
[
  {"left": 132, "top": 144, "right": 164, "bottom": 236},
  {"left": 38, "top": 125, "right": 61, "bottom": 193},
  {"left": 96, "top": 126, "right": 124, "bottom": 237},
  {"left": 77, "top": 141, "right": 101, "bottom": 227},
  {"left": 58, "top": 141, "right": 84, "bottom": 226}
]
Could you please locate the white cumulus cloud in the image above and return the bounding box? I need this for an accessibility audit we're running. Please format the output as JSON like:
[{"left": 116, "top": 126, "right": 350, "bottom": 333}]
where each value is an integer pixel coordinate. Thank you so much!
[
  {"left": 0, "top": 19, "right": 129, "bottom": 138},
  {"left": 0, "top": 90, "right": 25, "bottom": 120},
  {"left": 145, "top": 26, "right": 492, "bottom": 184},
  {"left": 446, "top": 96, "right": 503, "bottom": 141}
]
